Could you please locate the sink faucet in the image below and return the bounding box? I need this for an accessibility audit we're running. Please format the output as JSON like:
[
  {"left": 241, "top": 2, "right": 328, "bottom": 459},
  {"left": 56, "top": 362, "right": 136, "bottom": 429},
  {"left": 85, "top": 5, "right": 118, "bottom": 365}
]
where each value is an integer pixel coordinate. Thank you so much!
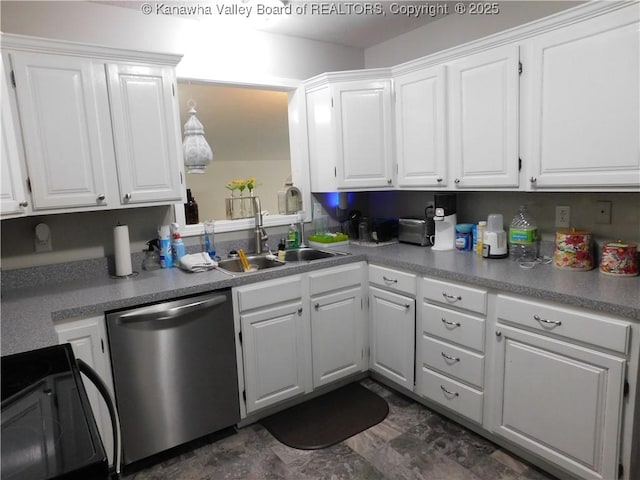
[{"left": 253, "top": 196, "right": 268, "bottom": 254}]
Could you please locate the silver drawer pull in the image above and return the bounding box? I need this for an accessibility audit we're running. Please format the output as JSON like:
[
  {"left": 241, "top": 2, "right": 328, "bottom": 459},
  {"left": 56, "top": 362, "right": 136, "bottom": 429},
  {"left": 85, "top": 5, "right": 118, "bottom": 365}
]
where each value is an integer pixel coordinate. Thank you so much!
[
  {"left": 534, "top": 314, "right": 561, "bottom": 326},
  {"left": 440, "top": 385, "right": 459, "bottom": 397},
  {"left": 404, "top": 304, "right": 411, "bottom": 309},
  {"left": 297, "top": 308, "right": 303, "bottom": 315},
  {"left": 442, "top": 292, "right": 462, "bottom": 302},
  {"left": 441, "top": 318, "right": 461, "bottom": 328},
  {"left": 382, "top": 276, "right": 398, "bottom": 284},
  {"left": 441, "top": 352, "right": 460, "bottom": 363}
]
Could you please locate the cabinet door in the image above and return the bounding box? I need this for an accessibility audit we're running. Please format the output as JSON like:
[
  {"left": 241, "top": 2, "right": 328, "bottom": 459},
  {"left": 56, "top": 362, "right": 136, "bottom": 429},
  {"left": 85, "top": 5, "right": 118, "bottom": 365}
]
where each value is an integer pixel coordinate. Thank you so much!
[
  {"left": 306, "top": 85, "right": 338, "bottom": 192},
  {"left": 333, "top": 80, "right": 394, "bottom": 189},
  {"left": 241, "top": 301, "right": 308, "bottom": 414},
  {"left": 1, "top": 59, "right": 28, "bottom": 217},
  {"left": 449, "top": 45, "right": 519, "bottom": 188},
  {"left": 107, "top": 64, "right": 184, "bottom": 204},
  {"left": 10, "top": 53, "right": 114, "bottom": 210},
  {"left": 311, "top": 287, "right": 365, "bottom": 388},
  {"left": 56, "top": 316, "right": 115, "bottom": 464},
  {"left": 395, "top": 66, "right": 448, "bottom": 188},
  {"left": 491, "top": 325, "right": 625, "bottom": 480},
  {"left": 527, "top": 7, "right": 639, "bottom": 188},
  {"left": 369, "top": 286, "right": 415, "bottom": 390}
]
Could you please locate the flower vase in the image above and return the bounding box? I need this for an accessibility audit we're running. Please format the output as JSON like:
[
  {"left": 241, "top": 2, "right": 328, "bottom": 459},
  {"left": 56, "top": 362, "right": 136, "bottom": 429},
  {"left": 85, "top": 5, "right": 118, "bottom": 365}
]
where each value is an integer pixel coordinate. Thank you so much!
[{"left": 225, "top": 191, "right": 241, "bottom": 220}]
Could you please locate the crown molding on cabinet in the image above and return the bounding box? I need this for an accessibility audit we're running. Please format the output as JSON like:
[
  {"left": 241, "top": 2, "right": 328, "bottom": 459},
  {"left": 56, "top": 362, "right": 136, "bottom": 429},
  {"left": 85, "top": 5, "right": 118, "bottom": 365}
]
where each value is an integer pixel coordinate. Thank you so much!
[{"left": 0, "top": 33, "right": 183, "bottom": 66}]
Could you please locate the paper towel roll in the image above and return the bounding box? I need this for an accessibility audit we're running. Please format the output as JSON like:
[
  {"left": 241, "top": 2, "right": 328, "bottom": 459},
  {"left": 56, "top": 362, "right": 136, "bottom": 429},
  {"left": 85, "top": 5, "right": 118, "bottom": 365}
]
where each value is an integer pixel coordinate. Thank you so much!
[{"left": 114, "top": 224, "right": 133, "bottom": 277}]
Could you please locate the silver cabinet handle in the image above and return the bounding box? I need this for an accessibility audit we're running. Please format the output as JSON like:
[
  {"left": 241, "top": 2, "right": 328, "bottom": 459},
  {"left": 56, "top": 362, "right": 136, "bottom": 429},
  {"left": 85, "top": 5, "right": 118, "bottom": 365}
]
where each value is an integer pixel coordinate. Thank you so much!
[
  {"left": 530, "top": 176, "right": 537, "bottom": 183},
  {"left": 440, "top": 385, "right": 459, "bottom": 397},
  {"left": 97, "top": 194, "right": 106, "bottom": 202},
  {"left": 441, "top": 352, "right": 460, "bottom": 363},
  {"left": 496, "top": 330, "right": 502, "bottom": 337},
  {"left": 298, "top": 307, "right": 303, "bottom": 315},
  {"left": 314, "top": 303, "right": 320, "bottom": 310},
  {"left": 383, "top": 276, "right": 398, "bottom": 284},
  {"left": 387, "top": 178, "right": 392, "bottom": 184},
  {"left": 442, "top": 292, "right": 462, "bottom": 302},
  {"left": 124, "top": 193, "right": 132, "bottom": 201},
  {"left": 441, "top": 318, "right": 461, "bottom": 327},
  {"left": 19, "top": 201, "right": 29, "bottom": 207},
  {"left": 534, "top": 314, "right": 561, "bottom": 326},
  {"left": 454, "top": 178, "right": 461, "bottom": 184},
  {"left": 436, "top": 177, "right": 443, "bottom": 183}
]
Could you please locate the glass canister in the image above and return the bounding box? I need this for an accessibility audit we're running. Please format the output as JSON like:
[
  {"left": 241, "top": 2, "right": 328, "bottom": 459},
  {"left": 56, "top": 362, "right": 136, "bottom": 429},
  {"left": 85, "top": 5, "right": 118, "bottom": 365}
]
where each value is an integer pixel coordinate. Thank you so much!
[{"left": 600, "top": 241, "right": 638, "bottom": 276}]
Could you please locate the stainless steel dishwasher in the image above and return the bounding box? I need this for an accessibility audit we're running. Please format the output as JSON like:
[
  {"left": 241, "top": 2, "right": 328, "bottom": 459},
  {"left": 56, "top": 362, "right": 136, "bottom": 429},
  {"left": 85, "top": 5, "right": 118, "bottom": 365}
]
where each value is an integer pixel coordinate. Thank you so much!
[{"left": 106, "top": 289, "right": 240, "bottom": 467}]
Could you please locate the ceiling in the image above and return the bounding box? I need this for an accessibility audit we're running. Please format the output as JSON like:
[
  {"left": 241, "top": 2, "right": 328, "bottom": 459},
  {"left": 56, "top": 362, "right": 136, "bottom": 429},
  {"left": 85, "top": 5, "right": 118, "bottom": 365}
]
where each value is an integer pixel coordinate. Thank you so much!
[{"left": 97, "top": 1, "right": 447, "bottom": 48}]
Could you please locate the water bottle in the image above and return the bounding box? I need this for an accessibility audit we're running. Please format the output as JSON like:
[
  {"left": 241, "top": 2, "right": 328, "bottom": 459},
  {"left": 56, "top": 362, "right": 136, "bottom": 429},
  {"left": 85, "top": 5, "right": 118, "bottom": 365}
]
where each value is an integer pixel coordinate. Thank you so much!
[{"left": 508, "top": 205, "right": 538, "bottom": 261}]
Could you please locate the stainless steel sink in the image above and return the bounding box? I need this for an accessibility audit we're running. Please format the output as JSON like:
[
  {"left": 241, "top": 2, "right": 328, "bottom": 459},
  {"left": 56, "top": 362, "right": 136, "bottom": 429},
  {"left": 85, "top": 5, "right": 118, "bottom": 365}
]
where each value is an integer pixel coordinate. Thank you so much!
[
  {"left": 216, "top": 248, "right": 347, "bottom": 274},
  {"left": 217, "top": 254, "right": 285, "bottom": 273},
  {"left": 283, "top": 247, "right": 347, "bottom": 262}
]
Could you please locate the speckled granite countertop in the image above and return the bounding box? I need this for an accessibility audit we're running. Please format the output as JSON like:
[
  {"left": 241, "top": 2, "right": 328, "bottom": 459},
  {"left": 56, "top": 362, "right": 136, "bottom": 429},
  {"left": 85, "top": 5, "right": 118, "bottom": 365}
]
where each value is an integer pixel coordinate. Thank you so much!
[{"left": 2, "top": 243, "right": 639, "bottom": 356}]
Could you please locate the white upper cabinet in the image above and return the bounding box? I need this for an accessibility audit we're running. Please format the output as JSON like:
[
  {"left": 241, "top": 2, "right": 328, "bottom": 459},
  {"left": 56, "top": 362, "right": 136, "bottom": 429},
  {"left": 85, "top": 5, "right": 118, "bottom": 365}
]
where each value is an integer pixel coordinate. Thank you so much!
[
  {"left": 305, "top": 71, "right": 394, "bottom": 191},
  {"left": 10, "top": 52, "right": 116, "bottom": 210},
  {"left": 2, "top": 34, "right": 185, "bottom": 214},
  {"left": 448, "top": 44, "right": 520, "bottom": 189},
  {"left": 107, "top": 64, "right": 184, "bottom": 204},
  {"left": 333, "top": 79, "right": 394, "bottom": 189},
  {"left": 524, "top": 4, "right": 640, "bottom": 189},
  {"left": 394, "top": 66, "right": 448, "bottom": 188},
  {"left": 1, "top": 58, "right": 28, "bottom": 217}
]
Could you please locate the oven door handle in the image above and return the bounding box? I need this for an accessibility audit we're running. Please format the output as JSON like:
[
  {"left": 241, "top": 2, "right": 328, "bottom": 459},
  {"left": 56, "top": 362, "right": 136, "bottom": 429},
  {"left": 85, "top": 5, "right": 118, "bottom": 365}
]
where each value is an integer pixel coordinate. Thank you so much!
[
  {"left": 117, "top": 295, "right": 227, "bottom": 323},
  {"left": 77, "top": 359, "right": 122, "bottom": 479}
]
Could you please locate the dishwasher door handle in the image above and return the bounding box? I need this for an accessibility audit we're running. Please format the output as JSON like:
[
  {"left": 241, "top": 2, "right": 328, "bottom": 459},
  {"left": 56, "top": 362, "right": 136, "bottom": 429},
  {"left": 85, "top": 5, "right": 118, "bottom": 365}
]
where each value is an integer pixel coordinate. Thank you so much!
[{"left": 118, "top": 295, "right": 228, "bottom": 323}]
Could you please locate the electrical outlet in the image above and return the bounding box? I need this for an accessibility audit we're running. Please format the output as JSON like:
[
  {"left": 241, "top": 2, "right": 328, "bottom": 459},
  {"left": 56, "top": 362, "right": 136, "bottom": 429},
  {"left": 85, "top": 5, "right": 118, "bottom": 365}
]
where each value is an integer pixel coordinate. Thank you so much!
[
  {"left": 555, "top": 206, "right": 571, "bottom": 228},
  {"left": 596, "top": 201, "right": 612, "bottom": 224}
]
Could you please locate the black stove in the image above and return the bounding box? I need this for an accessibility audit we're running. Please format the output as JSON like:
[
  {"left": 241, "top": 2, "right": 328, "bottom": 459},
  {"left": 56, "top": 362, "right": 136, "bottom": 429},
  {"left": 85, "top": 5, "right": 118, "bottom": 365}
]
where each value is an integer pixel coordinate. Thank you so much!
[{"left": 1, "top": 344, "right": 109, "bottom": 480}]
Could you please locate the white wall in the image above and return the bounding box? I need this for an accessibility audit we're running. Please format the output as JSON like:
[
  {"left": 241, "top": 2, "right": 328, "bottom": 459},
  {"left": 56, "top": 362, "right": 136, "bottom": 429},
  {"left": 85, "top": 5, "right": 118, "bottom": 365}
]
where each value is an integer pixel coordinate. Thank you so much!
[
  {"left": 365, "top": 1, "right": 582, "bottom": 67},
  {"left": 0, "top": 1, "right": 364, "bottom": 82}
]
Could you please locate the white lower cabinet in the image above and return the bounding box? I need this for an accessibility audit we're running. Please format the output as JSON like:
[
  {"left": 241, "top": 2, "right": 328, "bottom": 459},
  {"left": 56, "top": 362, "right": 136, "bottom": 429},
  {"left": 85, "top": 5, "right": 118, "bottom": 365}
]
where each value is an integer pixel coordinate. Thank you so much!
[
  {"left": 235, "top": 263, "right": 367, "bottom": 415},
  {"left": 490, "top": 294, "right": 630, "bottom": 480},
  {"left": 309, "top": 263, "right": 367, "bottom": 388},
  {"left": 416, "top": 277, "right": 487, "bottom": 424},
  {"left": 235, "top": 275, "right": 311, "bottom": 415},
  {"left": 55, "top": 315, "right": 115, "bottom": 464},
  {"left": 368, "top": 265, "right": 417, "bottom": 391}
]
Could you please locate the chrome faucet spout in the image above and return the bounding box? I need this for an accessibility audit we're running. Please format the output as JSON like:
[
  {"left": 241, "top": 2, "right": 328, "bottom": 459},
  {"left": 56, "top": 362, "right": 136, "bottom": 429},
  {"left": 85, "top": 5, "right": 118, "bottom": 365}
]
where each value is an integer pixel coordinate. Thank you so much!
[{"left": 253, "top": 196, "right": 268, "bottom": 254}]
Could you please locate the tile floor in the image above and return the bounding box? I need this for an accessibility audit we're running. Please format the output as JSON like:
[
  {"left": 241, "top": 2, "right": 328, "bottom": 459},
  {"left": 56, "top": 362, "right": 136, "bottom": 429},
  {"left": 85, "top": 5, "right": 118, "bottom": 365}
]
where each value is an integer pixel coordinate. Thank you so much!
[{"left": 124, "top": 379, "right": 559, "bottom": 480}]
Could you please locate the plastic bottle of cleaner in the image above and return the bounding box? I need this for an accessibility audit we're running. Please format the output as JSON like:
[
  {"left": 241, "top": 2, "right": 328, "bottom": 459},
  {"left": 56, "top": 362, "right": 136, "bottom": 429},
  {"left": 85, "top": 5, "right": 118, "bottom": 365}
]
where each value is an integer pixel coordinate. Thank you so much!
[
  {"left": 158, "top": 225, "right": 173, "bottom": 269},
  {"left": 476, "top": 221, "right": 486, "bottom": 256},
  {"left": 508, "top": 205, "right": 538, "bottom": 261},
  {"left": 287, "top": 224, "right": 299, "bottom": 249},
  {"left": 171, "top": 223, "right": 186, "bottom": 267},
  {"left": 278, "top": 238, "right": 286, "bottom": 261},
  {"left": 203, "top": 220, "right": 215, "bottom": 259}
]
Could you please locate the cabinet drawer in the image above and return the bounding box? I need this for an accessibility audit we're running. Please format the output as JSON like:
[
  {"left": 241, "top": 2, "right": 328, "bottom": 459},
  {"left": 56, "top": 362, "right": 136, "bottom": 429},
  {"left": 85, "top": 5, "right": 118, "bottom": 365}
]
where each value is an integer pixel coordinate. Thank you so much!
[
  {"left": 419, "top": 335, "right": 484, "bottom": 389},
  {"left": 369, "top": 264, "right": 416, "bottom": 296},
  {"left": 496, "top": 294, "right": 630, "bottom": 354},
  {"left": 417, "top": 366, "right": 483, "bottom": 424},
  {"left": 309, "top": 262, "right": 363, "bottom": 296},
  {"left": 421, "top": 277, "right": 487, "bottom": 315},
  {"left": 421, "top": 303, "right": 485, "bottom": 352},
  {"left": 236, "top": 275, "right": 302, "bottom": 312}
]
